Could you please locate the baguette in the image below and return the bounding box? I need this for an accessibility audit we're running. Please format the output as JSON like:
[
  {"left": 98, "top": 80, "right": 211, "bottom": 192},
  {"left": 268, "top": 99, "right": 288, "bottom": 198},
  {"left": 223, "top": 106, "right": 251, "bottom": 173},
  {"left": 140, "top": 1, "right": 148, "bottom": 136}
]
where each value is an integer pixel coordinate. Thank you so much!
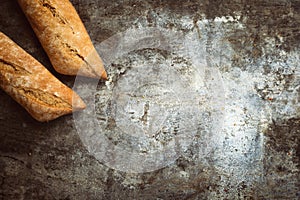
[
  {"left": 0, "top": 32, "right": 86, "bottom": 122},
  {"left": 18, "top": 0, "right": 107, "bottom": 79}
]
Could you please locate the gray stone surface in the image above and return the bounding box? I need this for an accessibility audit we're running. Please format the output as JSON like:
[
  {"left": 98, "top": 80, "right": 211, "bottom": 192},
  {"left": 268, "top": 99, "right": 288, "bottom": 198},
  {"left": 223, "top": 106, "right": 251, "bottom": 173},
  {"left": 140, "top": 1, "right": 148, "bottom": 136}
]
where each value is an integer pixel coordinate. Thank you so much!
[{"left": 0, "top": 0, "right": 299, "bottom": 199}]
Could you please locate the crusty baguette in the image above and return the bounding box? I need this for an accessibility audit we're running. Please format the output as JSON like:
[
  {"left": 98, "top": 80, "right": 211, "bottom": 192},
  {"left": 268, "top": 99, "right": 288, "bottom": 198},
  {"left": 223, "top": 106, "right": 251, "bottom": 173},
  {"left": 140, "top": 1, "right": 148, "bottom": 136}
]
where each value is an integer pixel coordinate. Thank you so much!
[
  {"left": 0, "top": 32, "right": 86, "bottom": 122},
  {"left": 18, "top": 0, "right": 107, "bottom": 79}
]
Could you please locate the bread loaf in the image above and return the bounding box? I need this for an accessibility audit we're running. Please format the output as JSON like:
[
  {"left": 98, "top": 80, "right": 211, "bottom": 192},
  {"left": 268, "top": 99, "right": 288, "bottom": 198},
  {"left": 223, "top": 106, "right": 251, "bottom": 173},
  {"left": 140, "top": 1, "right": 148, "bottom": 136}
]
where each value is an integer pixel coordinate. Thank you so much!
[
  {"left": 0, "top": 32, "right": 86, "bottom": 122},
  {"left": 18, "top": 0, "right": 107, "bottom": 79}
]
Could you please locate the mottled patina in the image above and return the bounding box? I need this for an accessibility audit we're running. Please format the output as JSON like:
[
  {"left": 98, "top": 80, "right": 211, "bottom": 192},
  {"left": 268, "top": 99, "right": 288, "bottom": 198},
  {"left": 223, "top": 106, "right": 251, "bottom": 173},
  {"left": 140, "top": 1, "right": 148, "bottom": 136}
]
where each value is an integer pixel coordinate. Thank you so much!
[{"left": 0, "top": 0, "right": 299, "bottom": 199}]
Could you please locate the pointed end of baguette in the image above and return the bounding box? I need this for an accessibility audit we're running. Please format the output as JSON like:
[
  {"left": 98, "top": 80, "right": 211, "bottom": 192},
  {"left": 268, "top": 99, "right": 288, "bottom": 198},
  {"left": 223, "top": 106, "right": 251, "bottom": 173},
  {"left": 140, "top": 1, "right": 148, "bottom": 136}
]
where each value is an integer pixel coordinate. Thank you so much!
[
  {"left": 83, "top": 48, "right": 107, "bottom": 80},
  {"left": 72, "top": 93, "right": 86, "bottom": 111},
  {"left": 101, "top": 70, "right": 108, "bottom": 80}
]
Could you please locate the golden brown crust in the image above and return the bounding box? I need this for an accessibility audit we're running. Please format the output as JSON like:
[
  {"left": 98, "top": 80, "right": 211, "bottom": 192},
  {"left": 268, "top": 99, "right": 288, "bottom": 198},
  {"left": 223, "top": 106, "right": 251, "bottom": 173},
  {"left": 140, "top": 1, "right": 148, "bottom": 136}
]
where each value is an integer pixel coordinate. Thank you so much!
[
  {"left": 18, "top": 0, "right": 107, "bottom": 79},
  {"left": 0, "top": 32, "right": 86, "bottom": 122}
]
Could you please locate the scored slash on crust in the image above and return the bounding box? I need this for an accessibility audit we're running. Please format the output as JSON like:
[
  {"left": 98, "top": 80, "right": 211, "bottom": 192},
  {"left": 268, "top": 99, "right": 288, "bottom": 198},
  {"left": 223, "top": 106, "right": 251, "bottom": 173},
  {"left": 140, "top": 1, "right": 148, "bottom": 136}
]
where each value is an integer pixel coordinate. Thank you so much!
[
  {"left": 0, "top": 32, "right": 86, "bottom": 122},
  {"left": 18, "top": 0, "right": 108, "bottom": 80}
]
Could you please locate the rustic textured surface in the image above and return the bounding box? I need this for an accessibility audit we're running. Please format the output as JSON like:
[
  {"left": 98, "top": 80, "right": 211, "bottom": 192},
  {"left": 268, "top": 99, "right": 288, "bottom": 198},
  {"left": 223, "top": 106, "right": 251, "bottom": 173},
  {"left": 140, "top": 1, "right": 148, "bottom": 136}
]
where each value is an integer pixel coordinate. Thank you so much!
[{"left": 0, "top": 0, "right": 299, "bottom": 199}]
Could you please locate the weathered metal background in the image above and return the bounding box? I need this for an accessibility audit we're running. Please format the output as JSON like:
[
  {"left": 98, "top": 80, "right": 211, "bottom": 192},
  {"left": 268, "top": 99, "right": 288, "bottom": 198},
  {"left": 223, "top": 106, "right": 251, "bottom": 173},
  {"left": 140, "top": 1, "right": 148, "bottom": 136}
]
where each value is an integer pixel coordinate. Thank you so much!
[{"left": 0, "top": 0, "right": 299, "bottom": 199}]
